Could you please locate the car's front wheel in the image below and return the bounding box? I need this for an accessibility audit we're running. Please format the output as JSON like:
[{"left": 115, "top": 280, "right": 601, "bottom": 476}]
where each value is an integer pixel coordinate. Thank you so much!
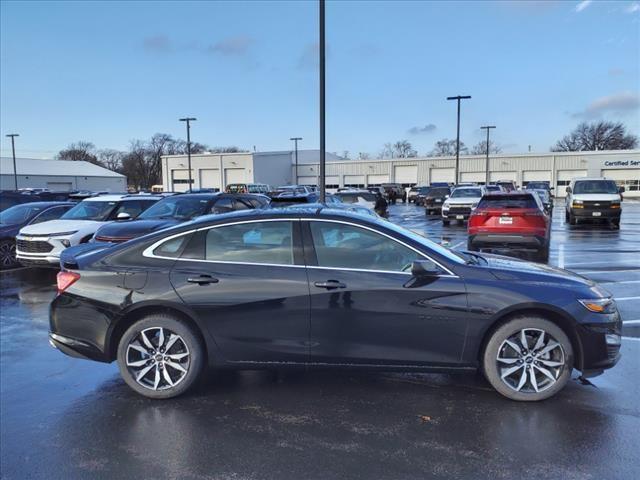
[
  {"left": 0, "top": 240, "right": 18, "bottom": 269},
  {"left": 117, "top": 314, "right": 205, "bottom": 399},
  {"left": 482, "top": 316, "right": 573, "bottom": 401}
]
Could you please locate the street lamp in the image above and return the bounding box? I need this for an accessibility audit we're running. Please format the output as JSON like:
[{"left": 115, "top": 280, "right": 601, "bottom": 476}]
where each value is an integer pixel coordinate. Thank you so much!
[
  {"left": 179, "top": 117, "right": 197, "bottom": 192},
  {"left": 319, "top": 0, "right": 326, "bottom": 202},
  {"left": 290, "top": 137, "right": 302, "bottom": 184},
  {"left": 6, "top": 134, "right": 19, "bottom": 190},
  {"left": 446, "top": 95, "right": 471, "bottom": 184},
  {"left": 480, "top": 126, "right": 496, "bottom": 185}
]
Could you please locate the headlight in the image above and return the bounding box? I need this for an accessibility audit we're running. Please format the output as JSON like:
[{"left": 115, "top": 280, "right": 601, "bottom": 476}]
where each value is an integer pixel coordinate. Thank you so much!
[
  {"left": 471, "top": 202, "right": 478, "bottom": 209},
  {"left": 442, "top": 204, "right": 450, "bottom": 211},
  {"left": 611, "top": 200, "right": 621, "bottom": 209},
  {"left": 578, "top": 298, "right": 617, "bottom": 314},
  {"left": 61, "top": 239, "right": 71, "bottom": 247},
  {"left": 572, "top": 200, "right": 583, "bottom": 209}
]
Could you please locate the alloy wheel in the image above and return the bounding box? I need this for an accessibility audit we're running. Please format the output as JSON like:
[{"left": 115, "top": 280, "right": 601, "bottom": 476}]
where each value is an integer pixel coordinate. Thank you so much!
[
  {"left": 125, "top": 327, "right": 190, "bottom": 391},
  {"left": 0, "top": 241, "right": 17, "bottom": 268},
  {"left": 496, "top": 328, "right": 565, "bottom": 394}
]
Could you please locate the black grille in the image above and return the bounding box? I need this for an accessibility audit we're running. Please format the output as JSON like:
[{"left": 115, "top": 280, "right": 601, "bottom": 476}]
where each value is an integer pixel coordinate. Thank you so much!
[
  {"left": 448, "top": 206, "right": 472, "bottom": 214},
  {"left": 16, "top": 239, "right": 53, "bottom": 253},
  {"left": 583, "top": 201, "right": 612, "bottom": 209}
]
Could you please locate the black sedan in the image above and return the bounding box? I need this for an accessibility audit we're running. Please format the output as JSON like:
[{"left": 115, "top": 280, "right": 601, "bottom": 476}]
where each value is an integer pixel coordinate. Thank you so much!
[
  {"left": 50, "top": 208, "right": 621, "bottom": 401},
  {"left": 93, "top": 193, "right": 270, "bottom": 243},
  {"left": 0, "top": 201, "right": 74, "bottom": 268}
]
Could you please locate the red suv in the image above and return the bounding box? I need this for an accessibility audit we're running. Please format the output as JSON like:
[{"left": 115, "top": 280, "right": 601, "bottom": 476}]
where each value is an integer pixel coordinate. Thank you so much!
[{"left": 467, "top": 192, "right": 551, "bottom": 262}]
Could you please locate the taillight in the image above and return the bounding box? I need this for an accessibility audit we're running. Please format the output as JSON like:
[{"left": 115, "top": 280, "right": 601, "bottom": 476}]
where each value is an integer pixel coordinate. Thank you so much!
[{"left": 57, "top": 271, "right": 80, "bottom": 294}]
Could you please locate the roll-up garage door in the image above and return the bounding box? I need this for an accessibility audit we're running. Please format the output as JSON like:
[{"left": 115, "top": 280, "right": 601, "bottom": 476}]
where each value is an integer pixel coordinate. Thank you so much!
[
  {"left": 394, "top": 165, "right": 418, "bottom": 186},
  {"left": 344, "top": 175, "right": 366, "bottom": 187},
  {"left": 602, "top": 168, "right": 640, "bottom": 198},
  {"left": 556, "top": 170, "right": 587, "bottom": 197},
  {"left": 297, "top": 176, "right": 317, "bottom": 186},
  {"left": 172, "top": 169, "right": 194, "bottom": 192},
  {"left": 367, "top": 174, "right": 389, "bottom": 186},
  {"left": 522, "top": 171, "right": 551, "bottom": 187},
  {"left": 46, "top": 182, "right": 73, "bottom": 191},
  {"left": 430, "top": 168, "right": 455, "bottom": 184},
  {"left": 460, "top": 172, "right": 486, "bottom": 184},
  {"left": 199, "top": 169, "right": 221, "bottom": 190},
  {"left": 325, "top": 176, "right": 340, "bottom": 191},
  {"left": 224, "top": 168, "right": 246, "bottom": 186},
  {"left": 489, "top": 171, "right": 517, "bottom": 182}
]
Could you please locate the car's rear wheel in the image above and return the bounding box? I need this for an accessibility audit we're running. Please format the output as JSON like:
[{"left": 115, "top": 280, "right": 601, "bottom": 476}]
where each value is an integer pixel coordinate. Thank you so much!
[
  {"left": 117, "top": 314, "right": 205, "bottom": 399},
  {"left": 0, "top": 240, "right": 18, "bottom": 269},
  {"left": 536, "top": 243, "right": 550, "bottom": 263},
  {"left": 482, "top": 316, "right": 573, "bottom": 401}
]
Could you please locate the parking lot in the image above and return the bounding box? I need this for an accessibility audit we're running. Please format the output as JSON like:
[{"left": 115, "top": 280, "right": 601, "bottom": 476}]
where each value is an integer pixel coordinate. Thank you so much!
[{"left": 1, "top": 201, "right": 639, "bottom": 479}]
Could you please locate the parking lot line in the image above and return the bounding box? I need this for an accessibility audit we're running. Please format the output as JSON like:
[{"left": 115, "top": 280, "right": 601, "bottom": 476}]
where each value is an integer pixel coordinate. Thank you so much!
[
  {"left": 623, "top": 320, "right": 640, "bottom": 325},
  {"left": 576, "top": 269, "right": 640, "bottom": 274},
  {"left": 614, "top": 296, "right": 640, "bottom": 301},
  {"left": 601, "top": 280, "right": 640, "bottom": 285},
  {"left": 623, "top": 337, "right": 640, "bottom": 342}
]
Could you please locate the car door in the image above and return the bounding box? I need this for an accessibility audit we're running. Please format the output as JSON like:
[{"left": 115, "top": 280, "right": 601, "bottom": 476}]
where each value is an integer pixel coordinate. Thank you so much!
[
  {"left": 303, "top": 219, "right": 468, "bottom": 366},
  {"left": 168, "top": 219, "right": 311, "bottom": 364}
]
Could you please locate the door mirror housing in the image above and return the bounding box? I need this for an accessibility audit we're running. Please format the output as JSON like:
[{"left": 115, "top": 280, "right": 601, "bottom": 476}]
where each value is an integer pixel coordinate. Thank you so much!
[
  {"left": 116, "top": 212, "right": 131, "bottom": 220},
  {"left": 565, "top": 186, "right": 572, "bottom": 194},
  {"left": 411, "top": 259, "right": 441, "bottom": 277}
]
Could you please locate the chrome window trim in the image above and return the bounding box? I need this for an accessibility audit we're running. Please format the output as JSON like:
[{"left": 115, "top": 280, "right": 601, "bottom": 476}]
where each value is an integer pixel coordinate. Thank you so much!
[{"left": 142, "top": 216, "right": 458, "bottom": 277}]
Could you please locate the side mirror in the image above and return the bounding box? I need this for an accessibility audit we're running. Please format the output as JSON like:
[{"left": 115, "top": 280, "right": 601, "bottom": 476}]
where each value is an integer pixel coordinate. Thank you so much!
[
  {"left": 444, "top": 194, "right": 450, "bottom": 199},
  {"left": 116, "top": 212, "right": 131, "bottom": 220},
  {"left": 619, "top": 186, "right": 625, "bottom": 193},
  {"left": 411, "top": 259, "right": 441, "bottom": 277},
  {"left": 565, "top": 186, "right": 572, "bottom": 194}
]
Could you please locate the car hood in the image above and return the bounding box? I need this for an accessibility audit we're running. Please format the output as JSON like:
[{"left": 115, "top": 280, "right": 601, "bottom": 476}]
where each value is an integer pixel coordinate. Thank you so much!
[
  {"left": 445, "top": 197, "right": 481, "bottom": 205},
  {"left": 478, "top": 252, "right": 598, "bottom": 288},
  {"left": 19, "top": 219, "right": 103, "bottom": 236},
  {"left": 571, "top": 193, "right": 621, "bottom": 202},
  {"left": 95, "top": 218, "right": 180, "bottom": 239}
]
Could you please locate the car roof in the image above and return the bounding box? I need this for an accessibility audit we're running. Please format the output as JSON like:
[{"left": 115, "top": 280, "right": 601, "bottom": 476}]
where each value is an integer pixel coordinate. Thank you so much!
[
  {"left": 453, "top": 185, "right": 483, "bottom": 190},
  {"left": 573, "top": 177, "right": 615, "bottom": 182},
  {"left": 484, "top": 191, "right": 535, "bottom": 196},
  {"left": 7, "top": 201, "right": 74, "bottom": 208}
]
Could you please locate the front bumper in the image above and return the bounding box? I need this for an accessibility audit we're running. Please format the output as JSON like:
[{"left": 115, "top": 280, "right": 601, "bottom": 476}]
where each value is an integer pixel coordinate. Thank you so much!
[
  {"left": 442, "top": 208, "right": 472, "bottom": 220},
  {"left": 469, "top": 233, "right": 546, "bottom": 251},
  {"left": 577, "top": 318, "right": 622, "bottom": 376},
  {"left": 571, "top": 208, "right": 621, "bottom": 220},
  {"left": 16, "top": 234, "right": 70, "bottom": 266}
]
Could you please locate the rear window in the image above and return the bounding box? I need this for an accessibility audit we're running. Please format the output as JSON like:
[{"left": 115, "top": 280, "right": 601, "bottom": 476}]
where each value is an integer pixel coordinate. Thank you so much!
[
  {"left": 428, "top": 188, "right": 449, "bottom": 196},
  {"left": 478, "top": 195, "right": 538, "bottom": 209},
  {"left": 337, "top": 192, "right": 376, "bottom": 203}
]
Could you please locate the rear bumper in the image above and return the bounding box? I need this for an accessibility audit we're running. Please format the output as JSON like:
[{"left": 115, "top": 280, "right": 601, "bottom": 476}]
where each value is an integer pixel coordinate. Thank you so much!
[{"left": 469, "top": 233, "right": 546, "bottom": 250}]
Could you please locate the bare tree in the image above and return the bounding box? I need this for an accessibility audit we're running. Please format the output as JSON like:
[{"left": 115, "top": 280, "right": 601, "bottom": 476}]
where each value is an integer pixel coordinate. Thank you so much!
[
  {"left": 358, "top": 152, "right": 370, "bottom": 160},
  {"left": 97, "top": 149, "right": 125, "bottom": 172},
  {"left": 471, "top": 140, "right": 502, "bottom": 155},
  {"left": 393, "top": 140, "right": 417, "bottom": 158},
  {"left": 57, "top": 141, "right": 101, "bottom": 165},
  {"left": 430, "top": 139, "right": 468, "bottom": 156},
  {"left": 342, "top": 150, "right": 350, "bottom": 160},
  {"left": 552, "top": 121, "right": 638, "bottom": 152},
  {"left": 208, "top": 146, "right": 248, "bottom": 153},
  {"left": 379, "top": 142, "right": 395, "bottom": 159}
]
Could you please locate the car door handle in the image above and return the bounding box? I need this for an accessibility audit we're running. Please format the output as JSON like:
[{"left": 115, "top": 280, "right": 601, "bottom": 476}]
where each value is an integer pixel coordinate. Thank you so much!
[
  {"left": 187, "top": 275, "right": 219, "bottom": 285},
  {"left": 314, "top": 280, "right": 346, "bottom": 289}
]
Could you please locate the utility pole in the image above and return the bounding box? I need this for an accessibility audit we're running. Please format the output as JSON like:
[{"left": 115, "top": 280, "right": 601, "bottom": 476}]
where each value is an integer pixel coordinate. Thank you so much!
[
  {"left": 6, "top": 134, "right": 19, "bottom": 190},
  {"left": 290, "top": 137, "right": 302, "bottom": 184},
  {"left": 480, "top": 126, "right": 496, "bottom": 185},
  {"left": 319, "top": 0, "right": 326, "bottom": 202},
  {"left": 446, "top": 95, "right": 471, "bottom": 184},
  {"left": 179, "top": 117, "right": 197, "bottom": 192}
]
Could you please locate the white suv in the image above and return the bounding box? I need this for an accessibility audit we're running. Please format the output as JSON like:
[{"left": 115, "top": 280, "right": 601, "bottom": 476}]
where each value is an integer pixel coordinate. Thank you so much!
[
  {"left": 565, "top": 178, "right": 623, "bottom": 228},
  {"left": 441, "top": 186, "right": 486, "bottom": 226},
  {"left": 16, "top": 194, "right": 159, "bottom": 266}
]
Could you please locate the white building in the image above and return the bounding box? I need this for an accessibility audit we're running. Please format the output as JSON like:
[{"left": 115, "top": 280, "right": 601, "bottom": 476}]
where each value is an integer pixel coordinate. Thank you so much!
[
  {"left": 161, "top": 149, "right": 640, "bottom": 198},
  {"left": 161, "top": 150, "right": 343, "bottom": 192},
  {"left": 294, "top": 150, "right": 640, "bottom": 198},
  {"left": 0, "top": 157, "right": 126, "bottom": 192}
]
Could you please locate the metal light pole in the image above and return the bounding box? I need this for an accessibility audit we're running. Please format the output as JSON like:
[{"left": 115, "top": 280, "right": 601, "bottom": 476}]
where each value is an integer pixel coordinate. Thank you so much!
[
  {"left": 290, "top": 137, "right": 302, "bottom": 184},
  {"left": 480, "top": 126, "right": 496, "bottom": 185},
  {"left": 446, "top": 95, "right": 471, "bottom": 184},
  {"left": 319, "top": 0, "right": 326, "bottom": 202},
  {"left": 179, "top": 117, "right": 197, "bottom": 192},
  {"left": 6, "top": 134, "right": 19, "bottom": 190}
]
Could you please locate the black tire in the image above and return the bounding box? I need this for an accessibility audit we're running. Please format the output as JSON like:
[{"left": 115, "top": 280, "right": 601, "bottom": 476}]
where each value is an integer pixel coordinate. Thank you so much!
[
  {"left": 0, "top": 239, "right": 18, "bottom": 270},
  {"left": 425, "top": 209, "right": 431, "bottom": 216},
  {"left": 564, "top": 209, "right": 569, "bottom": 223},
  {"left": 536, "top": 243, "right": 550, "bottom": 263},
  {"left": 442, "top": 219, "right": 450, "bottom": 226},
  {"left": 569, "top": 213, "right": 577, "bottom": 226},
  {"left": 610, "top": 219, "right": 620, "bottom": 229},
  {"left": 482, "top": 316, "right": 573, "bottom": 401},
  {"left": 117, "top": 314, "right": 205, "bottom": 399}
]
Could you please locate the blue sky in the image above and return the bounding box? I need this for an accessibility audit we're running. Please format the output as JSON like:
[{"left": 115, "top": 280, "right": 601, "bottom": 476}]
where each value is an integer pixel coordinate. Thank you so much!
[{"left": 1, "top": 0, "right": 639, "bottom": 159}]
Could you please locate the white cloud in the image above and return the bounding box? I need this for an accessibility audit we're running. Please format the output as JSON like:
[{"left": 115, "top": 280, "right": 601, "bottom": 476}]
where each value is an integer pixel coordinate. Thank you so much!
[
  {"left": 575, "top": 0, "right": 592, "bottom": 12},
  {"left": 573, "top": 91, "right": 640, "bottom": 118},
  {"left": 626, "top": 2, "right": 640, "bottom": 13}
]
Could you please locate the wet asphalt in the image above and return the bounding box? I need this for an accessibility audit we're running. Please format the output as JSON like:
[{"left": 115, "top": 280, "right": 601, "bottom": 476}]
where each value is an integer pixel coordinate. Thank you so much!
[{"left": 1, "top": 201, "right": 639, "bottom": 480}]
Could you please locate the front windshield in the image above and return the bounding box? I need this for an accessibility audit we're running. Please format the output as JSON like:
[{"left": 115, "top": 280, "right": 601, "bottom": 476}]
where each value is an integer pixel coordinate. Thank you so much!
[
  {"left": 381, "top": 220, "right": 465, "bottom": 265},
  {"left": 574, "top": 180, "right": 618, "bottom": 195},
  {"left": 451, "top": 188, "right": 481, "bottom": 198},
  {"left": 61, "top": 201, "right": 118, "bottom": 221},
  {"left": 429, "top": 188, "right": 449, "bottom": 196},
  {"left": 526, "top": 182, "right": 549, "bottom": 190},
  {"left": 139, "top": 197, "right": 211, "bottom": 220},
  {"left": 0, "top": 204, "right": 45, "bottom": 225}
]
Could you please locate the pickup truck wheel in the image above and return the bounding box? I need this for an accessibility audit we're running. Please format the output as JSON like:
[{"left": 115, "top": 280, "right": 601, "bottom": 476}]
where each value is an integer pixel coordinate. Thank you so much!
[
  {"left": 564, "top": 210, "right": 569, "bottom": 222},
  {"left": 569, "top": 214, "right": 577, "bottom": 226}
]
